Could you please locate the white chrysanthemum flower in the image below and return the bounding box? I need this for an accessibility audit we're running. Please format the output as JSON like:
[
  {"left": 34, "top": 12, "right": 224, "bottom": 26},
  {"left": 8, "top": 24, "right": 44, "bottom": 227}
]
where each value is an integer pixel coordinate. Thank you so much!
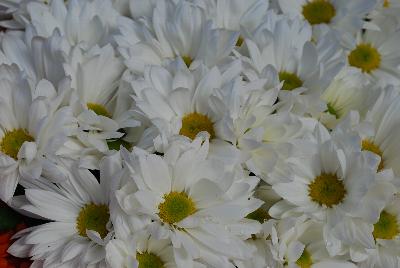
[
  {"left": 319, "top": 68, "right": 373, "bottom": 129},
  {"left": 0, "top": 64, "right": 75, "bottom": 202},
  {"left": 238, "top": 12, "right": 344, "bottom": 116},
  {"left": 0, "top": 30, "right": 69, "bottom": 86},
  {"left": 115, "top": 136, "right": 262, "bottom": 267},
  {"left": 368, "top": 0, "right": 400, "bottom": 24},
  {"left": 115, "top": 0, "right": 238, "bottom": 73},
  {"left": 278, "top": 0, "right": 376, "bottom": 36},
  {"left": 269, "top": 125, "right": 382, "bottom": 255},
  {"left": 65, "top": 44, "right": 140, "bottom": 159},
  {"left": 358, "top": 197, "right": 400, "bottom": 268},
  {"left": 106, "top": 230, "right": 178, "bottom": 268},
  {"left": 343, "top": 21, "right": 400, "bottom": 87},
  {"left": 344, "top": 87, "right": 400, "bottom": 180},
  {"left": 131, "top": 62, "right": 245, "bottom": 162},
  {"left": 8, "top": 161, "right": 114, "bottom": 267},
  {"left": 26, "top": 0, "right": 118, "bottom": 48},
  {"left": 267, "top": 217, "right": 358, "bottom": 268}
]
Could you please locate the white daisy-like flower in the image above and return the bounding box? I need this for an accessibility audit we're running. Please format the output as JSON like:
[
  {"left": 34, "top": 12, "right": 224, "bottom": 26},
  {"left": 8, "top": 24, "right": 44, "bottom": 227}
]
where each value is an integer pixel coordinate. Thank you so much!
[
  {"left": 0, "top": 64, "right": 75, "bottom": 202},
  {"left": 343, "top": 86, "right": 400, "bottom": 181},
  {"left": 0, "top": 30, "right": 69, "bottom": 86},
  {"left": 238, "top": 12, "right": 344, "bottom": 116},
  {"left": 343, "top": 20, "right": 400, "bottom": 87},
  {"left": 106, "top": 230, "right": 178, "bottom": 268},
  {"left": 25, "top": 0, "right": 118, "bottom": 49},
  {"left": 131, "top": 62, "right": 245, "bottom": 162},
  {"left": 8, "top": 161, "right": 114, "bottom": 267},
  {"left": 115, "top": 136, "right": 262, "bottom": 267},
  {"left": 115, "top": 0, "right": 238, "bottom": 73},
  {"left": 269, "top": 125, "right": 382, "bottom": 255},
  {"left": 278, "top": 0, "right": 376, "bottom": 36},
  {"left": 267, "top": 216, "right": 358, "bottom": 268},
  {"left": 65, "top": 44, "right": 139, "bottom": 159},
  {"left": 319, "top": 68, "right": 373, "bottom": 129},
  {"left": 358, "top": 197, "right": 400, "bottom": 268}
]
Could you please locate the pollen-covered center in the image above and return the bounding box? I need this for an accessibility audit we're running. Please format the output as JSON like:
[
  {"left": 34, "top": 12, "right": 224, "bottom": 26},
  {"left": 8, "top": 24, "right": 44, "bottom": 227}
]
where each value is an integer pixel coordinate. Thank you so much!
[
  {"left": 302, "top": 0, "right": 336, "bottom": 25},
  {"left": 180, "top": 112, "right": 215, "bottom": 140},
  {"left": 246, "top": 208, "right": 270, "bottom": 223},
  {"left": 182, "top": 56, "right": 193, "bottom": 68},
  {"left": 0, "top": 129, "right": 34, "bottom": 160},
  {"left": 308, "top": 173, "right": 346, "bottom": 208},
  {"left": 158, "top": 192, "right": 196, "bottom": 225},
  {"left": 136, "top": 252, "right": 165, "bottom": 268},
  {"left": 87, "top": 102, "right": 112, "bottom": 118},
  {"left": 236, "top": 36, "right": 244, "bottom": 47},
  {"left": 76, "top": 203, "right": 110, "bottom": 238},
  {"left": 348, "top": 44, "right": 381, "bottom": 73},
  {"left": 373, "top": 210, "right": 399, "bottom": 240},
  {"left": 383, "top": 0, "right": 390, "bottom": 7},
  {"left": 296, "top": 249, "right": 313, "bottom": 268},
  {"left": 362, "top": 140, "right": 384, "bottom": 171},
  {"left": 279, "top": 71, "right": 303, "bottom": 91}
]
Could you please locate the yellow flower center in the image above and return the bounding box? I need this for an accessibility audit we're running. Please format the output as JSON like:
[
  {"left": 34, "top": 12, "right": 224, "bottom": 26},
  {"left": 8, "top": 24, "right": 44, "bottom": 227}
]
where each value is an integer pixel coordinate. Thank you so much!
[
  {"left": 136, "top": 252, "right": 165, "bottom": 268},
  {"left": 246, "top": 208, "right": 270, "bottom": 223},
  {"left": 182, "top": 56, "right": 193, "bottom": 68},
  {"left": 296, "top": 249, "right": 313, "bottom": 268},
  {"left": 302, "top": 0, "right": 336, "bottom": 25},
  {"left": 236, "top": 36, "right": 244, "bottom": 47},
  {"left": 87, "top": 103, "right": 112, "bottom": 118},
  {"left": 158, "top": 192, "right": 196, "bottom": 225},
  {"left": 179, "top": 112, "right": 215, "bottom": 140},
  {"left": 348, "top": 44, "right": 381, "bottom": 73},
  {"left": 383, "top": 0, "right": 390, "bottom": 7},
  {"left": 373, "top": 210, "right": 399, "bottom": 240},
  {"left": 76, "top": 203, "right": 110, "bottom": 239},
  {"left": 361, "top": 140, "right": 384, "bottom": 171},
  {"left": 279, "top": 71, "right": 303, "bottom": 91},
  {"left": 0, "top": 129, "right": 35, "bottom": 160},
  {"left": 308, "top": 173, "right": 346, "bottom": 208}
]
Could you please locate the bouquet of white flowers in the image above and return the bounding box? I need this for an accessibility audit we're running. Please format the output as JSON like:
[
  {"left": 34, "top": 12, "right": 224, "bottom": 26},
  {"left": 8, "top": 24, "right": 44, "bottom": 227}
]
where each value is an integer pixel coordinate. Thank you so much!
[{"left": 0, "top": 0, "right": 399, "bottom": 267}]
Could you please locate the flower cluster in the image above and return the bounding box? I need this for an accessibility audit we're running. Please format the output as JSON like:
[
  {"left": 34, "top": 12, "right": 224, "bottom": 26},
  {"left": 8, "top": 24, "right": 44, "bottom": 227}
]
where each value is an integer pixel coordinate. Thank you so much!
[{"left": 0, "top": 0, "right": 399, "bottom": 267}]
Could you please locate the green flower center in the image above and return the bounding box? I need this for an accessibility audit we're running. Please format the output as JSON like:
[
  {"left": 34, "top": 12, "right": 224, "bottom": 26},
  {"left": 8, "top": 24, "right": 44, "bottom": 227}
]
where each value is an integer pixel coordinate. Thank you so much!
[
  {"left": 246, "top": 208, "right": 270, "bottom": 223},
  {"left": 0, "top": 129, "right": 34, "bottom": 160},
  {"left": 308, "top": 173, "right": 346, "bottom": 208},
  {"left": 361, "top": 140, "right": 384, "bottom": 171},
  {"left": 348, "top": 44, "right": 381, "bottom": 73},
  {"left": 279, "top": 71, "right": 303, "bottom": 91},
  {"left": 182, "top": 56, "right": 193, "bottom": 68},
  {"left": 136, "top": 252, "right": 165, "bottom": 268},
  {"left": 179, "top": 112, "right": 215, "bottom": 140},
  {"left": 373, "top": 210, "right": 399, "bottom": 240},
  {"left": 158, "top": 192, "right": 196, "bottom": 225},
  {"left": 326, "top": 103, "right": 340, "bottom": 119},
  {"left": 87, "top": 103, "right": 112, "bottom": 118},
  {"left": 302, "top": 0, "right": 336, "bottom": 25},
  {"left": 76, "top": 203, "right": 110, "bottom": 238},
  {"left": 296, "top": 249, "right": 313, "bottom": 268}
]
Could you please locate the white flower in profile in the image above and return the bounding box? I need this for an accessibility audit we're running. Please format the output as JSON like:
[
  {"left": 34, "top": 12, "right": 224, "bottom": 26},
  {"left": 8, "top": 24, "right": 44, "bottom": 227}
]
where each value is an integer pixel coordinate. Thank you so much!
[
  {"left": 278, "top": 0, "right": 376, "bottom": 37},
  {"left": 8, "top": 160, "right": 114, "bottom": 267},
  {"left": 115, "top": 0, "right": 238, "bottom": 73},
  {"left": 115, "top": 136, "right": 262, "bottom": 267},
  {"left": 319, "top": 68, "right": 373, "bottom": 129},
  {"left": 0, "top": 64, "right": 75, "bottom": 202}
]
